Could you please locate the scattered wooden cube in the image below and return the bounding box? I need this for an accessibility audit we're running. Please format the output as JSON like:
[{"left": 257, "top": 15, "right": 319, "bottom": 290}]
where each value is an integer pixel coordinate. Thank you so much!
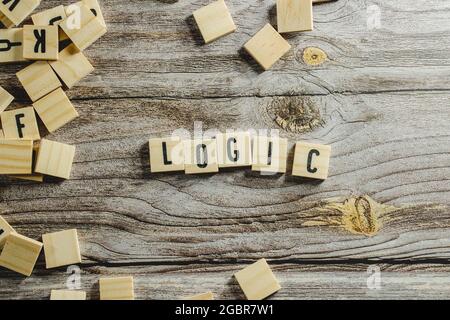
[
  {"left": 16, "top": 61, "right": 62, "bottom": 102},
  {"left": 0, "top": 85, "right": 13, "bottom": 114},
  {"left": 252, "top": 136, "right": 288, "bottom": 174},
  {"left": 9, "top": 143, "right": 44, "bottom": 182},
  {"left": 185, "top": 292, "right": 214, "bottom": 300},
  {"left": 234, "top": 258, "right": 281, "bottom": 300},
  {"left": 0, "top": 11, "right": 14, "bottom": 28},
  {"left": 50, "top": 290, "right": 86, "bottom": 300},
  {"left": 0, "top": 233, "right": 43, "bottom": 276},
  {"left": 33, "top": 88, "right": 79, "bottom": 133},
  {"left": 184, "top": 139, "right": 219, "bottom": 174},
  {"left": 0, "top": 215, "right": 15, "bottom": 249},
  {"left": 0, "top": 28, "right": 25, "bottom": 63},
  {"left": 23, "top": 25, "right": 59, "bottom": 60},
  {"left": 0, "top": 106, "right": 40, "bottom": 140},
  {"left": 0, "top": 0, "right": 40, "bottom": 26},
  {"left": 292, "top": 142, "right": 331, "bottom": 179},
  {"left": 31, "top": 5, "right": 67, "bottom": 26},
  {"left": 49, "top": 44, "right": 94, "bottom": 88},
  {"left": 244, "top": 24, "right": 291, "bottom": 70},
  {"left": 193, "top": 0, "right": 236, "bottom": 44},
  {"left": 216, "top": 131, "right": 252, "bottom": 168},
  {"left": 42, "top": 229, "right": 81, "bottom": 269},
  {"left": 99, "top": 276, "right": 134, "bottom": 300},
  {"left": 0, "top": 139, "right": 33, "bottom": 174},
  {"left": 149, "top": 137, "right": 185, "bottom": 173},
  {"left": 35, "top": 139, "right": 76, "bottom": 179},
  {"left": 82, "top": 0, "right": 106, "bottom": 27},
  {"left": 277, "top": 0, "right": 313, "bottom": 33}
]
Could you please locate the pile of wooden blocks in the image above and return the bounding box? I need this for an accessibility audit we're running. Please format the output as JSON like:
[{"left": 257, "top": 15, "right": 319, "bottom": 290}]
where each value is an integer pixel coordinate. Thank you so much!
[{"left": 0, "top": 0, "right": 107, "bottom": 181}]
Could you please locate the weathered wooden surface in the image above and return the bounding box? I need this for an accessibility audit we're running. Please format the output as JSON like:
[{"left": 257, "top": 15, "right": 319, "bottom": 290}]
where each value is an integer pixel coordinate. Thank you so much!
[{"left": 1, "top": 0, "right": 450, "bottom": 299}]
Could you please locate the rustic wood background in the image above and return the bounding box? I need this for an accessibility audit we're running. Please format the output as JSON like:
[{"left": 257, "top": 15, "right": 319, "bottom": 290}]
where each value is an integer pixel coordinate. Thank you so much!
[{"left": 1, "top": 0, "right": 450, "bottom": 300}]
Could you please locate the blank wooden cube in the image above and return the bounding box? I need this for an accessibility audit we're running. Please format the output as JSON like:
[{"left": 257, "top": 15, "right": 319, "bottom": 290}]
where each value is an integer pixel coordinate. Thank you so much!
[
  {"left": 50, "top": 290, "right": 86, "bottom": 300},
  {"left": 292, "top": 142, "right": 331, "bottom": 179},
  {"left": 0, "top": 139, "right": 33, "bottom": 174},
  {"left": 184, "top": 139, "right": 219, "bottom": 174},
  {"left": 0, "top": 233, "right": 43, "bottom": 276},
  {"left": 234, "top": 259, "right": 281, "bottom": 300},
  {"left": 252, "top": 136, "right": 288, "bottom": 174},
  {"left": 0, "top": 11, "right": 14, "bottom": 28},
  {"left": 216, "top": 131, "right": 252, "bottom": 168},
  {"left": 193, "top": 0, "right": 236, "bottom": 44},
  {"left": 0, "top": 0, "right": 40, "bottom": 26},
  {"left": 35, "top": 139, "right": 76, "bottom": 179},
  {"left": 277, "top": 0, "right": 313, "bottom": 33},
  {"left": 0, "top": 28, "right": 25, "bottom": 63},
  {"left": 149, "top": 137, "right": 184, "bottom": 173},
  {"left": 9, "top": 143, "right": 44, "bottom": 182},
  {"left": 0, "top": 215, "right": 15, "bottom": 249},
  {"left": 0, "top": 107, "right": 40, "bottom": 140},
  {"left": 185, "top": 292, "right": 214, "bottom": 300},
  {"left": 43, "top": 229, "right": 81, "bottom": 269},
  {"left": 23, "top": 25, "right": 59, "bottom": 60},
  {"left": 49, "top": 44, "right": 94, "bottom": 88},
  {"left": 33, "top": 88, "right": 79, "bottom": 133},
  {"left": 99, "top": 277, "right": 134, "bottom": 300},
  {"left": 0, "top": 85, "right": 13, "bottom": 114},
  {"left": 82, "top": 0, "right": 106, "bottom": 27},
  {"left": 244, "top": 24, "right": 291, "bottom": 70},
  {"left": 31, "top": 5, "right": 67, "bottom": 26},
  {"left": 16, "top": 61, "right": 62, "bottom": 102}
]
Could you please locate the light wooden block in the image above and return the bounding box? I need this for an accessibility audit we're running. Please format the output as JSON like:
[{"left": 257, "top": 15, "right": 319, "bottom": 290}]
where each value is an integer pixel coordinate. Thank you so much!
[
  {"left": 16, "top": 61, "right": 62, "bottom": 102},
  {"left": 149, "top": 137, "right": 184, "bottom": 173},
  {"left": 0, "top": 107, "right": 40, "bottom": 140},
  {"left": 0, "top": 0, "right": 40, "bottom": 26},
  {"left": 49, "top": 44, "right": 94, "bottom": 88},
  {"left": 292, "top": 142, "right": 331, "bottom": 179},
  {"left": 277, "top": 0, "right": 313, "bottom": 33},
  {"left": 81, "top": 0, "right": 105, "bottom": 27},
  {"left": 99, "top": 276, "right": 134, "bottom": 300},
  {"left": 0, "top": 129, "right": 3, "bottom": 138},
  {"left": 193, "top": 0, "right": 236, "bottom": 44},
  {"left": 244, "top": 24, "right": 291, "bottom": 70},
  {"left": 0, "top": 139, "right": 33, "bottom": 174},
  {"left": 31, "top": 5, "right": 67, "bottom": 26},
  {"left": 234, "top": 258, "right": 281, "bottom": 300},
  {"left": 50, "top": 290, "right": 86, "bottom": 300},
  {"left": 0, "top": 233, "right": 43, "bottom": 276},
  {"left": 216, "top": 131, "right": 252, "bottom": 168},
  {"left": 35, "top": 139, "right": 75, "bottom": 179},
  {"left": 185, "top": 292, "right": 214, "bottom": 300},
  {"left": 184, "top": 139, "right": 219, "bottom": 174},
  {"left": 9, "top": 143, "right": 44, "bottom": 182},
  {"left": 252, "top": 136, "right": 288, "bottom": 174},
  {"left": 33, "top": 88, "right": 79, "bottom": 133},
  {"left": 0, "top": 85, "right": 13, "bottom": 114},
  {"left": 0, "top": 28, "right": 25, "bottom": 63},
  {"left": 23, "top": 25, "right": 59, "bottom": 60},
  {"left": 43, "top": 229, "right": 81, "bottom": 269},
  {"left": 0, "top": 11, "right": 14, "bottom": 28},
  {"left": 0, "top": 215, "right": 15, "bottom": 249}
]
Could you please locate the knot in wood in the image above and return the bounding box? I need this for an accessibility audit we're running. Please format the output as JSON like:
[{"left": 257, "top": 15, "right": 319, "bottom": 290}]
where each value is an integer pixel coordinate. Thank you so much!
[{"left": 302, "top": 47, "right": 327, "bottom": 66}]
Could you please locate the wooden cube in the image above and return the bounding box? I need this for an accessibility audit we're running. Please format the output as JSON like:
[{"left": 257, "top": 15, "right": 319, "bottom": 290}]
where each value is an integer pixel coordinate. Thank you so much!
[
  {"left": 252, "top": 136, "right": 288, "bottom": 174},
  {"left": 0, "top": 139, "right": 33, "bottom": 174},
  {"left": 277, "top": 0, "right": 313, "bottom": 33},
  {"left": 99, "top": 276, "right": 134, "bottom": 300},
  {"left": 149, "top": 137, "right": 184, "bottom": 173},
  {"left": 0, "top": 85, "right": 13, "bottom": 114},
  {"left": 23, "top": 25, "right": 59, "bottom": 60},
  {"left": 292, "top": 142, "right": 331, "bottom": 179},
  {"left": 185, "top": 292, "right": 214, "bottom": 300},
  {"left": 81, "top": 0, "right": 106, "bottom": 27},
  {"left": 43, "top": 229, "right": 81, "bottom": 269},
  {"left": 49, "top": 44, "right": 94, "bottom": 88},
  {"left": 244, "top": 24, "right": 291, "bottom": 70},
  {"left": 0, "top": 215, "right": 15, "bottom": 249},
  {"left": 0, "top": 11, "right": 14, "bottom": 28},
  {"left": 193, "top": 0, "right": 236, "bottom": 44},
  {"left": 0, "top": 28, "right": 25, "bottom": 63},
  {"left": 216, "top": 131, "right": 252, "bottom": 168},
  {"left": 33, "top": 88, "right": 79, "bottom": 132},
  {"left": 184, "top": 139, "right": 219, "bottom": 174},
  {"left": 9, "top": 143, "right": 44, "bottom": 182},
  {"left": 31, "top": 5, "right": 67, "bottom": 26},
  {"left": 50, "top": 290, "right": 86, "bottom": 300},
  {"left": 16, "top": 61, "right": 62, "bottom": 102},
  {"left": 0, "top": 107, "right": 40, "bottom": 140},
  {"left": 0, "top": 0, "right": 40, "bottom": 26},
  {"left": 0, "top": 233, "right": 43, "bottom": 276},
  {"left": 234, "top": 258, "right": 281, "bottom": 300},
  {"left": 35, "top": 139, "right": 75, "bottom": 179}
]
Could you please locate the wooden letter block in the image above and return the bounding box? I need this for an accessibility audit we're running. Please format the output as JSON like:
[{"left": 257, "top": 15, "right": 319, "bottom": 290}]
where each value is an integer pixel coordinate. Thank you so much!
[
  {"left": 0, "top": 107, "right": 40, "bottom": 140},
  {"left": 277, "top": 0, "right": 313, "bottom": 33},
  {"left": 184, "top": 139, "right": 219, "bottom": 174},
  {"left": 0, "top": 85, "right": 13, "bottom": 114},
  {"left": 0, "top": 0, "right": 40, "bottom": 26},
  {"left": 252, "top": 136, "right": 288, "bottom": 174},
  {"left": 81, "top": 0, "right": 106, "bottom": 27},
  {"left": 149, "top": 137, "right": 184, "bottom": 173},
  {"left": 43, "top": 229, "right": 81, "bottom": 269},
  {"left": 49, "top": 44, "right": 94, "bottom": 88},
  {"left": 0, "top": 11, "right": 14, "bottom": 28},
  {"left": 33, "top": 88, "right": 79, "bottom": 132},
  {"left": 0, "top": 28, "right": 25, "bottom": 63},
  {"left": 50, "top": 290, "right": 86, "bottom": 300},
  {"left": 244, "top": 24, "right": 291, "bottom": 70},
  {"left": 185, "top": 292, "right": 214, "bottom": 300},
  {"left": 216, "top": 131, "right": 252, "bottom": 168},
  {"left": 234, "top": 258, "right": 281, "bottom": 300},
  {"left": 0, "top": 215, "right": 15, "bottom": 249},
  {"left": 23, "top": 25, "right": 59, "bottom": 60},
  {"left": 31, "top": 5, "right": 67, "bottom": 26},
  {"left": 16, "top": 61, "right": 62, "bottom": 102},
  {"left": 193, "top": 0, "right": 236, "bottom": 44},
  {"left": 35, "top": 139, "right": 75, "bottom": 179},
  {"left": 292, "top": 142, "right": 331, "bottom": 179},
  {"left": 0, "top": 233, "right": 43, "bottom": 276},
  {"left": 9, "top": 143, "right": 44, "bottom": 182},
  {"left": 0, "top": 139, "right": 33, "bottom": 174},
  {"left": 99, "top": 276, "right": 134, "bottom": 300}
]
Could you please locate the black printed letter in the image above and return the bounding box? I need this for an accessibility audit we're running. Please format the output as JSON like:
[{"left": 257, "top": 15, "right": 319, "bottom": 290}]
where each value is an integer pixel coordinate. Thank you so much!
[
  {"left": 227, "top": 138, "right": 239, "bottom": 163},
  {"left": 33, "top": 29, "right": 46, "bottom": 53},
  {"left": 196, "top": 144, "right": 208, "bottom": 168},
  {"left": 2, "top": 0, "right": 20, "bottom": 11},
  {"left": 15, "top": 113, "right": 25, "bottom": 138},
  {"left": 307, "top": 149, "right": 320, "bottom": 173},
  {"left": 162, "top": 142, "right": 172, "bottom": 165}
]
